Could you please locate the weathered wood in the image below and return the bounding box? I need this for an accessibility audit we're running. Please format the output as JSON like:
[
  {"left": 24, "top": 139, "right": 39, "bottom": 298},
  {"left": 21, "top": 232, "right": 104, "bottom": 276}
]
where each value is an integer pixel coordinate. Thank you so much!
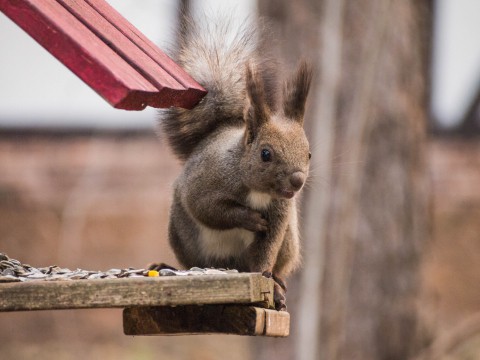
[
  {"left": 264, "top": 307, "right": 291, "bottom": 337},
  {"left": 123, "top": 305, "right": 290, "bottom": 337},
  {"left": 0, "top": 273, "right": 274, "bottom": 312},
  {"left": 0, "top": 0, "right": 206, "bottom": 110}
]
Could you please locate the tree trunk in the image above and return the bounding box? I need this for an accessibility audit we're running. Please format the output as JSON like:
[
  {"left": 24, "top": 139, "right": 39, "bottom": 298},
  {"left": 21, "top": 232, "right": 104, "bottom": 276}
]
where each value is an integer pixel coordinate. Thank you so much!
[{"left": 258, "top": 0, "right": 432, "bottom": 359}]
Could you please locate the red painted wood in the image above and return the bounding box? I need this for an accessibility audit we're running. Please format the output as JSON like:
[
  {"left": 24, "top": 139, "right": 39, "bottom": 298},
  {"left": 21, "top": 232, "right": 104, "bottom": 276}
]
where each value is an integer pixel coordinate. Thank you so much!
[
  {"left": 0, "top": 0, "right": 207, "bottom": 110},
  {"left": 57, "top": 0, "right": 192, "bottom": 109},
  {"left": 85, "top": 0, "right": 207, "bottom": 109},
  {"left": 0, "top": 0, "right": 155, "bottom": 110}
]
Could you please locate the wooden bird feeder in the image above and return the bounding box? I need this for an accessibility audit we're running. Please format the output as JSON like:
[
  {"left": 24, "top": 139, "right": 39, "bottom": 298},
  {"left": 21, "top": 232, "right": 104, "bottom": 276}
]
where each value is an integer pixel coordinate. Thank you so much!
[
  {"left": 0, "top": 271, "right": 289, "bottom": 337},
  {"left": 0, "top": 1, "right": 288, "bottom": 337}
]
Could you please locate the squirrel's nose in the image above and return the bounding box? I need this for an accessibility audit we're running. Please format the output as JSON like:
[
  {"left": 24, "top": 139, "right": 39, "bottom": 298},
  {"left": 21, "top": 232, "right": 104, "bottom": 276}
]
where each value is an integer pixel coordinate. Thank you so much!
[{"left": 289, "top": 171, "right": 305, "bottom": 191}]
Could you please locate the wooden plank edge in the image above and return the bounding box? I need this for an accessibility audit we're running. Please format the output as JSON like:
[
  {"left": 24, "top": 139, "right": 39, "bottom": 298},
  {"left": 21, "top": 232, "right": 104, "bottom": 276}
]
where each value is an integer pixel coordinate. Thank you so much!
[
  {"left": 123, "top": 305, "right": 290, "bottom": 337},
  {"left": 85, "top": 0, "right": 207, "bottom": 109},
  {"left": 55, "top": 0, "right": 193, "bottom": 109},
  {"left": 250, "top": 270, "right": 275, "bottom": 309},
  {"left": 264, "top": 308, "right": 290, "bottom": 337},
  {"left": 0, "top": 273, "right": 273, "bottom": 312}
]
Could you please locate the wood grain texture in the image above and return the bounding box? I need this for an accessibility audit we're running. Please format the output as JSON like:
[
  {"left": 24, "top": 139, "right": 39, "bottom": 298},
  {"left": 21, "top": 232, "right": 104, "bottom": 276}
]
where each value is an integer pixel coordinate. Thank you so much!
[
  {"left": 264, "top": 308, "right": 290, "bottom": 337},
  {"left": 123, "top": 305, "right": 290, "bottom": 337},
  {"left": 0, "top": 0, "right": 206, "bottom": 110},
  {"left": 0, "top": 273, "right": 274, "bottom": 312}
]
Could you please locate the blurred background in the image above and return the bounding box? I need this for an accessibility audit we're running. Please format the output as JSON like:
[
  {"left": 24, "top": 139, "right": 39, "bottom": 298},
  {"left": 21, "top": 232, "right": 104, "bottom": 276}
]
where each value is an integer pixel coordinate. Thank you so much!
[{"left": 1, "top": 0, "right": 480, "bottom": 359}]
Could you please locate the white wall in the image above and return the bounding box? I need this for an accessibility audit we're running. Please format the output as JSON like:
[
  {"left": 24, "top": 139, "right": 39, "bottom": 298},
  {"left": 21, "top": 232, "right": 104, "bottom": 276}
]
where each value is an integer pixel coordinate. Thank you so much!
[{"left": 431, "top": 0, "right": 480, "bottom": 128}]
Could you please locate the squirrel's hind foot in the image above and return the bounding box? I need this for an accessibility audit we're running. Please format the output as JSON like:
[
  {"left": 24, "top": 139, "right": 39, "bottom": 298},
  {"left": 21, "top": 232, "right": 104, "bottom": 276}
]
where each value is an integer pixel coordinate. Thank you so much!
[{"left": 262, "top": 271, "right": 288, "bottom": 311}]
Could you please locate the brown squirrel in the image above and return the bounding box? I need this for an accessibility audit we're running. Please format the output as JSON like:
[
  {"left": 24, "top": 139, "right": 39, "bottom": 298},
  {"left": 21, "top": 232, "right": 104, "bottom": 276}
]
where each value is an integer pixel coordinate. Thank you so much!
[{"left": 158, "top": 15, "right": 312, "bottom": 310}]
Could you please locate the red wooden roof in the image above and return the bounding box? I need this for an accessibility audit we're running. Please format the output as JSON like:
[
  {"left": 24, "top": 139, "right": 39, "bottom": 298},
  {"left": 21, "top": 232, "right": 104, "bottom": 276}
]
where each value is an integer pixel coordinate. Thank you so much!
[{"left": 0, "top": 0, "right": 207, "bottom": 110}]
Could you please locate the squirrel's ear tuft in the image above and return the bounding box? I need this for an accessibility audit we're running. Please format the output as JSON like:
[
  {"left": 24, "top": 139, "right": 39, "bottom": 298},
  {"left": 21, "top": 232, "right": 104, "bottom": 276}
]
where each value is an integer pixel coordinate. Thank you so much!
[
  {"left": 282, "top": 60, "right": 312, "bottom": 124},
  {"left": 244, "top": 62, "right": 270, "bottom": 144}
]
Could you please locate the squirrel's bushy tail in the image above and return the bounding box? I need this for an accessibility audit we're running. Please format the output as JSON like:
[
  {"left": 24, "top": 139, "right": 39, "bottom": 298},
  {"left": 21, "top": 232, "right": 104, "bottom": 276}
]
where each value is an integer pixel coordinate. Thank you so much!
[{"left": 159, "top": 13, "right": 277, "bottom": 161}]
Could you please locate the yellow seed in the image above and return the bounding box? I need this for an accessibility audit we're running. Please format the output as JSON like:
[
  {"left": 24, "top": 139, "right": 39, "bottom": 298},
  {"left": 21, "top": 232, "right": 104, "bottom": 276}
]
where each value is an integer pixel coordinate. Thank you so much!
[{"left": 147, "top": 270, "right": 159, "bottom": 277}]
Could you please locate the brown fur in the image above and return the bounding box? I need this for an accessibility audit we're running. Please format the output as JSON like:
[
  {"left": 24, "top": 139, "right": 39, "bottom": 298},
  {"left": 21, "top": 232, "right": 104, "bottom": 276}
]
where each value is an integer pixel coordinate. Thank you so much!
[{"left": 158, "top": 14, "right": 312, "bottom": 310}]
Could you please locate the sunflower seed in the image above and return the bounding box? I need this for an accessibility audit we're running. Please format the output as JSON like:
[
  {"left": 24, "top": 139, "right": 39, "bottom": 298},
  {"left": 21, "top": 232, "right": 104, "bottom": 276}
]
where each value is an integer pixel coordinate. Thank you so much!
[{"left": 0, "top": 252, "right": 240, "bottom": 282}]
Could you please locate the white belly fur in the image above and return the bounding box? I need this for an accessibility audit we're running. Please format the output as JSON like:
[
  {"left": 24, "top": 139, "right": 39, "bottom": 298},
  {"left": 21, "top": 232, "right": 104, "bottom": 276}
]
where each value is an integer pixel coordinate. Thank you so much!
[
  {"left": 199, "top": 226, "right": 254, "bottom": 259},
  {"left": 198, "top": 190, "right": 272, "bottom": 259}
]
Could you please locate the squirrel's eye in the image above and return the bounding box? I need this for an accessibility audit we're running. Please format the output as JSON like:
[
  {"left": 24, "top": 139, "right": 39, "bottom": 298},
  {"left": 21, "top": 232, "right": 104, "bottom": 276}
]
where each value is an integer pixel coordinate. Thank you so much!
[
  {"left": 261, "top": 149, "right": 272, "bottom": 162},
  {"left": 308, "top": 152, "right": 312, "bottom": 160}
]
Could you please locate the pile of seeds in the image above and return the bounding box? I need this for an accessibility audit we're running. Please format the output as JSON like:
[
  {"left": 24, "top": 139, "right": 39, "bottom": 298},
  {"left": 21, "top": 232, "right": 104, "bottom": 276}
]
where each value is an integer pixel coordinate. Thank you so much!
[{"left": 0, "top": 252, "right": 237, "bottom": 283}]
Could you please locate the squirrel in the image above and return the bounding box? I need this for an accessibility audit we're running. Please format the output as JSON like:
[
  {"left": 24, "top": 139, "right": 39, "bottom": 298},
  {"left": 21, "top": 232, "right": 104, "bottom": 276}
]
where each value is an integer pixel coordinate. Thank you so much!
[{"left": 158, "top": 14, "right": 312, "bottom": 311}]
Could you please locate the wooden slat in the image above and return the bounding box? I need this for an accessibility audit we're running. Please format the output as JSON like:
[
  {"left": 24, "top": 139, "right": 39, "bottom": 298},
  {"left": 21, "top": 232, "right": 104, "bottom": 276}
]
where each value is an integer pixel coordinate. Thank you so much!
[
  {"left": 85, "top": 0, "right": 207, "bottom": 109},
  {"left": 123, "top": 305, "right": 290, "bottom": 337},
  {"left": 0, "top": 273, "right": 274, "bottom": 312},
  {"left": 0, "top": 0, "right": 155, "bottom": 110},
  {"left": 56, "top": 0, "right": 188, "bottom": 109},
  {"left": 0, "top": 0, "right": 207, "bottom": 110}
]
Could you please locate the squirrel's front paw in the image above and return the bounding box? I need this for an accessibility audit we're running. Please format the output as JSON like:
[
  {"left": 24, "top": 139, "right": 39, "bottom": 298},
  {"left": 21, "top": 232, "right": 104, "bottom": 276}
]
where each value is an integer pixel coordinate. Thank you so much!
[{"left": 241, "top": 209, "right": 268, "bottom": 232}]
